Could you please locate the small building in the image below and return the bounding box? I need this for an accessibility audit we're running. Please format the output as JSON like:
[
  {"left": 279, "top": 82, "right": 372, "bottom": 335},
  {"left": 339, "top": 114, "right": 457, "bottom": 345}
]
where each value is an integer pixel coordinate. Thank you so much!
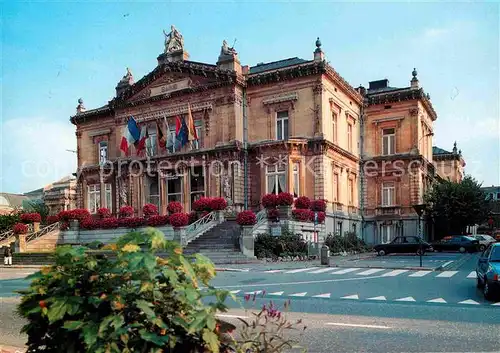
[
  {"left": 432, "top": 143, "right": 465, "bottom": 183},
  {"left": 0, "top": 193, "right": 29, "bottom": 215},
  {"left": 24, "top": 175, "right": 77, "bottom": 215}
]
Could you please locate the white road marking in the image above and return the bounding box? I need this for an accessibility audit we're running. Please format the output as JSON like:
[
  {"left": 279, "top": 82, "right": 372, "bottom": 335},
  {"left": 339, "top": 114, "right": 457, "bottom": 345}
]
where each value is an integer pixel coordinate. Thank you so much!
[
  {"left": 458, "top": 299, "right": 480, "bottom": 305},
  {"left": 441, "top": 261, "right": 454, "bottom": 268},
  {"left": 367, "top": 296, "right": 387, "bottom": 301},
  {"left": 309, "top": 268, "right": 337, "bottom": 274},
  {"left": 217, "top": 314, "right": 249, "bottom": 319},
  {"left": 409, "top": 271, "right": 432, "bottom": 277},
  {"left": 492, "top": 302, "right": 500, "bottom": 306},
  {"left": 325, "top": 322, "right": 391, "bottom": 329},
  {"left": 244, "top": 290, "right": 262, "bottom": 295},
  {"left": 395, "top": 296, "right": 416, "bottom": 302},
  {"left": 382, "top": 270, "right": 409, "bottom": 277},
  {"left": 467, "top": 271, "right": 477, "bottom": 279},
  {"left": 268, "top": 291, "right": 284, "bottom": 296},
  {"left": 436, "top": 271, "right": 458, "bottom": 278},
  {"left": 285, "top": 267, "right": 319, "bottom": 274},
  {"left": 290, "top": 292, "right": 307, "bottom": 297},
  {"left": 230, "top": 290, "right": 241, "bottom": 294},
  {"left": 427, "top": 298, "right": 447, "bottom": 303},
  {"left": 341, "top": 294, "right": 359, "bottom": 300},
  {"left": 264, "top": 270, "right": 283, "bottom": 273},
  {"left": 331, "top": 268, "right": 360, "bottom": 274},
  {"left": 356, "top": 269, "right": 386, "bottom": 276},
  {"left": 312, "top": 293, "right": 331, "bottom": 298}
]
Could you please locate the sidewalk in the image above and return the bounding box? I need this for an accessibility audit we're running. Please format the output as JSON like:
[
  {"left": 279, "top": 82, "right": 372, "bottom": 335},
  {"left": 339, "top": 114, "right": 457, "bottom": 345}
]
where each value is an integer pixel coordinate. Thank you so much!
[{"left": 0, "top": 345, "right": 25, "bottom": 353}]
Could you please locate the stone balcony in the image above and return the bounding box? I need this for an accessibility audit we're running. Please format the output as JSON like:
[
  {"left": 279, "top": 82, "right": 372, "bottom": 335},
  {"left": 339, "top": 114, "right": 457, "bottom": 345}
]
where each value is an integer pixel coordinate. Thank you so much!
[{"left": 375, "top": 206, "right": 402, "bottom": 216}]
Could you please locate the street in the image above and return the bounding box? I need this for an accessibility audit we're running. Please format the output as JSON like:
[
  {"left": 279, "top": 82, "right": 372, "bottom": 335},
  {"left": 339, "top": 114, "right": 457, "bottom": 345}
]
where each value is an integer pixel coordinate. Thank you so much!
[{"left": 1, "top": 252, "right": 499, "bottom": 352}]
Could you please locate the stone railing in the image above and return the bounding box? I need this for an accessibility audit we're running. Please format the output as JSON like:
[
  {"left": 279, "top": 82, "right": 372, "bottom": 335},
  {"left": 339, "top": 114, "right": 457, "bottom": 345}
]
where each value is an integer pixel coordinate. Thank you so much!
[
  {"left": 26, "top": 222, "right": 60, "bottom": 242},
  {"left": 251, "top": 209, "right": 268, "bottom": 237},
  {"left": 0, "top": 229, "right": 14, "bottom": 242},
  {"left": 375, "top": 206, "right": 402, "bottom": 216},
  {"left": 184, "top": 211, "right": 219, "bottom": 245}
]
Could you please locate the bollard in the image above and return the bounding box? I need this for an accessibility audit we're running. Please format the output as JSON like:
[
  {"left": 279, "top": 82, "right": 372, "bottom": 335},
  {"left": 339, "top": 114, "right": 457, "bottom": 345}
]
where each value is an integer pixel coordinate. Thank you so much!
[{"left": 321, "top": 245, "right": 330, "bottom": 265}]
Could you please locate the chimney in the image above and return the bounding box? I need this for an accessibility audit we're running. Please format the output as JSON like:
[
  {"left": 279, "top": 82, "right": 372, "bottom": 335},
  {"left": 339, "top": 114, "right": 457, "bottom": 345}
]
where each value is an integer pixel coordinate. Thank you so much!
[{"left": 368, "top": 79, "right": 389, "bottom": 90}]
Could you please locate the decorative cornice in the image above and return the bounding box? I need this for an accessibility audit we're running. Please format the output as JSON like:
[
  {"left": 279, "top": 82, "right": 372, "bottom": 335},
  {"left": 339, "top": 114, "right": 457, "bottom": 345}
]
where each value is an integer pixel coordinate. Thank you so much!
[
  {"left": 129, "top": 102, "right": 213, "bottom": 124},
  {"left": 372, "top": 116, "right": 404, "bottom": 125},
  {"left": 262, "top": 92, "right": 298, "bottom": 105},
  {"left": 88, "top": 128, "right": 112, "bottom": 137}
]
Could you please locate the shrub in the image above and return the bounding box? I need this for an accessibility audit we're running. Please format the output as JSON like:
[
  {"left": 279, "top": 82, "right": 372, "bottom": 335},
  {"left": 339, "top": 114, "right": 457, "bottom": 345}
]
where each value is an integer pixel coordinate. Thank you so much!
[
  {"left": 13, "top": 223, "right": 28, "bottom": 234},
  {"left": 142, "top": 203, "right": 158, "bottom": 217},
  {"left": 192, "top": 197, "right": 211, "bottom": 212},
  {"left": 169, "top": 213, "right": 189, "bottom": 228},
  {"left": 99, "top": 217, "right": 119, "bottom": 229},
  {"left": 294, "top": 196, "right": 311, "bottom": 209},
  {"left": 167, "top": 201, "right": 183, "bottom": 214},
  {"left": 45, "top": 215, "right": 59, "bottom": 224},
  {"left": 324, "top": 232, "right": 369, "bottom": 253},
  {"left": 277, "top": 192, "right": 294, "bottom": 206},
  {"left": 188, "top": 211, "right": 198, "bottom": 224},
  {"left": 17, "top": 229, "right": 231, "bottom": 353},
  {"left": 292, "top": 209, "right": 313, "bottom": 222},
  {"left": 316, "top": 211, "right": 326, "bottom": 224},
  {"left": 262, "top": 194, "right": 278, "bottom": 209},
  {"left": 310, "top": 199, "right": 327, "bottom": 212},
  {"left": 118, "top": 217, "right": 145, "bottom": 229},
  {"left": 80, "top": 217, "right": 99, "bottom": 230},
  {"left": 146, "top": 215, "right": 169, "bottom": 227},
  {"left": 20, "top": 213, "right": 42, "bottom": 224},
  {"left": 209, "top": 197, "right": 228, "bottom": 211},
  {"left": 59, "top": 221, "right": 69, "bottom": 231},
  {"left": 267, "top": 208, "right": 280, "bottom": 221},
  {"left": 255, "top": 232, "right": 308, "bottom": 259},
  {"left": 97, "top": 208, "right": 112, "bottom": 219},
  {"left": 58, "top": 209, "right": 91, "bottom": 222},
  {"left": 0, "top": 214, "right": 21, "bottom": 232},
  {"left": 236, "top": 210, "right": 257, "bottom": 226},
  {"left": 119, "top": 206, "right": 134, "bottom": 218}
]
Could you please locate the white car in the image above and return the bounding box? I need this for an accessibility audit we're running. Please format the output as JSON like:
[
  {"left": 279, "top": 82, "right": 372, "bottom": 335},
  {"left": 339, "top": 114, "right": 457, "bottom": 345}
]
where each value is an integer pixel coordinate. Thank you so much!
[{"left": 473, "top": 234, "right": 497, "bottom": 251}]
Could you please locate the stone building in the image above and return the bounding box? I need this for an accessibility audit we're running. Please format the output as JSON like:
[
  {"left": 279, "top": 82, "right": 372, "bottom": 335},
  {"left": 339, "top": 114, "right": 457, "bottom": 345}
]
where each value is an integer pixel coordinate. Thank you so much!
[
  {"left": 432, "top": 143, "right": 465, "bottom": 182},
  {"left": 360, "top": 71, "right": 438, "bottom": 243},
  {"left": 24, "top": 176, "right": 77, "bottom": 215},
  {"left": 71, "top": 27, "right": 362, "bottom": 236}
]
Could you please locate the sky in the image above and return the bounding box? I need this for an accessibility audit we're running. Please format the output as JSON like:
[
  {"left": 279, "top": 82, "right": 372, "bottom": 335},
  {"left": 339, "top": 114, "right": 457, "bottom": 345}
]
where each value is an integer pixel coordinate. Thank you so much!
[{"left": 1, "top": 1, "right": 499, "bottom": 193}]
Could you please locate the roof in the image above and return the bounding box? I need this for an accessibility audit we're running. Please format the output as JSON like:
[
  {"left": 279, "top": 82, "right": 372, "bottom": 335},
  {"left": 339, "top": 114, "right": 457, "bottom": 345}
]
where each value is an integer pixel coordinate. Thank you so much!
[
  {"left": 432, "top": 146, "right": 452, "bottom": 155},
  {"left": 0, "top": 193, "right": 29, "bottom": 208},
  {"left": 249, "top": 57, "right": 309, "bottom": 74},
  {"left": 367, "top": 86, "right": 405, "bottom": 94}
]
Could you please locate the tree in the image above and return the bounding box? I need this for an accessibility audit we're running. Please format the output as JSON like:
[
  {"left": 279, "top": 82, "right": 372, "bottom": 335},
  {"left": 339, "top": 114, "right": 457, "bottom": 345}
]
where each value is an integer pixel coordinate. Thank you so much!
[
  {"left": 24, "top": 200, "right": 50, "bottom": 222},
  {"left": 424, "top": 175, "right": 490, "bottom": 237}
]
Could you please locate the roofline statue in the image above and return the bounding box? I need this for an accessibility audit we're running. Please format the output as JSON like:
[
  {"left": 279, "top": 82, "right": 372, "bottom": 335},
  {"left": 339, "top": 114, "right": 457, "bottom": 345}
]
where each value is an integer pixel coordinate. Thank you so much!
[{"left": 163, "top": 25, "right": 184, "bottom": 54}]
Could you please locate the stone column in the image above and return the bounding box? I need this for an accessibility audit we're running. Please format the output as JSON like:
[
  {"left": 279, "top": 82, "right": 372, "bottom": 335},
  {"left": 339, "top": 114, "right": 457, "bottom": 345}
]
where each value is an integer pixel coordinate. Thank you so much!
[
  {"left": 173, "top": 227, "right": 187, "bottom": 247},
  {"left": 16, "top": 233, "right": 27, "bottom": 253},
  {"left": 82, "top": 179, "right": 88, "bottom": 210},
  {"left": 100, "top": 179, "right": 105, "bottom": 211},
  {"left": 239, "top": 226, "right": 255, "bottom": 258},
  {"left": 160, "top": 175, "right": 167, "bottom": 216},
  {"left": 183, "top": 169, "right": 190, "bottom": 212}
]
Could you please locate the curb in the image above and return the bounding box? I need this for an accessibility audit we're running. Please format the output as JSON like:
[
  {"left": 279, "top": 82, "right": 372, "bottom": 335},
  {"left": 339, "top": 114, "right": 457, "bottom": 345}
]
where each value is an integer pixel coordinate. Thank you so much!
[
  {"left": 0, "top": 345, "right": 25, "bottom": 353},
  {"left": 215, "top": 268, "right": 250, "bottom": 272},
  {"left": 1, "top": 265, "right": 42, "bottom": 269}
]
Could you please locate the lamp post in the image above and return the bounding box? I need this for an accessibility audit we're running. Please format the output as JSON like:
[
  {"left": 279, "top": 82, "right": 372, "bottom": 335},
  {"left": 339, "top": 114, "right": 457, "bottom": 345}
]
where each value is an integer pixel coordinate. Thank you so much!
[{"left": 413, "top": 204, "right": 426, "bottom": 267}]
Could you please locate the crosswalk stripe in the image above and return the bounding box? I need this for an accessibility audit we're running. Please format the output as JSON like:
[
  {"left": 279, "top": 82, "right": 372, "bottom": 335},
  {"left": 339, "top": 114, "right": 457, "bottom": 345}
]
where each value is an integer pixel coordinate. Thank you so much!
[
  {"left": 367, "top": 296, "right": 386, "bottom": 301},
  {"left": 264, "top": 270, "right": 283, "bottom": 273},
  {"left": 341, "top": 294, "right": 359, "bottom": 299},
  {"left": 331, "top": 268, "right": 360, "bottom": 274},
  {"left": 290, "top": 292, "right": 307, "bottom": 297},
  {"left": 436, "top": 271, "right": 458, "bottom": 278},
  {"left": 244, "top": 290, "right": 262, "bottom": 295},
  {"left": 382, "top": 270, "right": 409, "bottom": 277},
  {"left": 230, "top": 290, "right": 241, "bottom": 294},
  {"left": 268, "top": 291, "right": 284, "bottom": 296},
  {"left": 409, "top": 271, "right": 432, "bottom": 277},
  {"left": 467, "top": 271, "right": 477, "bottom": 279},
  {"left": 356, "top": 268, "right": 386, "bottom": 276},
  {"left": 312, "top": 293, "right": 331, "bottom": 298},
  {"left": 395, "top": 296, "right": 416, "bottom": 302},
  {"left": 309, "top": 268, "right": 337, "bottom": 274},
  {"left": 459, "top": 299, "right": 479, "bottom": 305},
  {"left": 427, "top": 298, "right": 447, "bottom": 303},
  {"left": 285, "top": 267, "right": 318, "bottom": 274}
]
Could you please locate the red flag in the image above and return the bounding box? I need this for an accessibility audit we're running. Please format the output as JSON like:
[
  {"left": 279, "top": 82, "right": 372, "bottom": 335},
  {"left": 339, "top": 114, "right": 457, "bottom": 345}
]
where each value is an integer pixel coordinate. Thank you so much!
[
  {"left": 135, "top": 125, "right": 148, "bottom": 154},
  {"left": 175, "top": 116, "right": 182, "bottom": 135}
]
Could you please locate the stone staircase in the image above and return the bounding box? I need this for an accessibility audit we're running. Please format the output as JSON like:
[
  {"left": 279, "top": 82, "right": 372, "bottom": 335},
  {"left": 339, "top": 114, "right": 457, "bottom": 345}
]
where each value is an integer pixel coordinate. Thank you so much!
[{"left": 184, "top": 219, "right": 257, "bottom": 264}]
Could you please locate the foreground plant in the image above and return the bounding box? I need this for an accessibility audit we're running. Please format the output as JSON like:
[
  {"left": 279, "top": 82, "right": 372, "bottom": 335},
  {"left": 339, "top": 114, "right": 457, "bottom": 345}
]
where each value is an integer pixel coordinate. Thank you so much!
[{"left": 17, "top": 228, "right": 234, "bottom": 353}]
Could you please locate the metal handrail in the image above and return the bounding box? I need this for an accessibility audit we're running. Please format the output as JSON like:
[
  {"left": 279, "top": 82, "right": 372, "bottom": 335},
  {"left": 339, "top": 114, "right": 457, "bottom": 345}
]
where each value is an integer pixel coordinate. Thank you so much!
[
  {"left": 26, "top": 222, "right": 60, "bottom": 242},
  {"left": 0, "top": 230, "right": 14, "bottom": 242},
  {"left": 185, "top": 212, "right": 218, "bottom": 245},
  {"left": 250, "top": 209, "right": 267, "bottom": 236}
]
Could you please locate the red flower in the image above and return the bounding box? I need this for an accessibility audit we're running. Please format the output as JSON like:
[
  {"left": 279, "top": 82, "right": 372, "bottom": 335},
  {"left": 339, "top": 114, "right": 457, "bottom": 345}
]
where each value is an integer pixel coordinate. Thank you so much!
[
  {"left": 13, "top": 223, "right": 28, "bottom": 234},
  {"left": 294, "top": 196, "right": 311, "bottom": 210},
  {"left": 97, "top": 208, "right": 112, "bottom": 219},
  {"left": 192, "top": 197, "right": 211, "bottom": 212},
  {"left": 292, "top": 209, "right": 314, "bottom": 222},
  {"left": 262, "top": 194, "right": 278, "bottom": 209},
  {"left": 57, "top": 209, "right": 91, "bottom": 221},
  {"left": 310, "top": 199, "right": 327, "bottom": 212},
  {"left": 46, "top": 215, "right": 59, "bottom": 224},
  {"left": 119, "top": 206, "right": 134, "bottom": 218},
  {"left": 267, "top": 208, "right": 280, "bottom": 221},
  {"left": 20, "top": 213, "right": 41, "bottom": 223},
  {"left": 316, "top": 211, "right": 326, "bottom": 224},
  {"left": 142, "top": 203, "right": 158, "bottom": 217},
  {"left": 167, "top": 201, "right": 183, "bottom": 214},
  {"left": 118, "top": 217, "right": 145, "bottom": 228},
  {"left": 236, "top": 210, "right": 257, "bottom": 226},
  {"left": 169, "top": 213, "right": 189, "bottom": 228},
  {"left": 209, "top": 197, "right": 228, "bottom": 211},
  {"left": 99, "top": 217, "right": 119, "bottom": 229},
  {"left": 146, "top": 215, "right": 169, "bottom": 227},
  {"left": 188, "top": 211, "right": 198, "bottom": 224},
  {"left": 59, "top": 222, "right": 69, "bottom": 231},
  {"left": 80, "top": 217, "right": 99, "bottom": 230},
  {"left": 277, "top": 192, "right": 294, "bottom": 206}
]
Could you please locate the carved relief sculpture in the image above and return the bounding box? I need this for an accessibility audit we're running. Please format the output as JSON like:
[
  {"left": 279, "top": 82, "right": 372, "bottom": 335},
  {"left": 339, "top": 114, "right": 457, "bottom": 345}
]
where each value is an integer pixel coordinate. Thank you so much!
[
  {"left": 119, "top": 178, "right": 128, "bottom": 206},
  {"left": 163, "top": 25, "right": 184, "bottom": 53}
]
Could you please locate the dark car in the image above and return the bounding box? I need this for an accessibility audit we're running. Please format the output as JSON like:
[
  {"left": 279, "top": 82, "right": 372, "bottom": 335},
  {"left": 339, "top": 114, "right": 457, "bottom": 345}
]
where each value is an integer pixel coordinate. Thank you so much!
[
  {"left": 476, "top": 243, "right": 500, "bottom": 300},
  {"left": 374, "top": 236, "right": 433, "bottom": 256},
  {"left": 432, "top": 236, "right": 479, "bottom": 253}
]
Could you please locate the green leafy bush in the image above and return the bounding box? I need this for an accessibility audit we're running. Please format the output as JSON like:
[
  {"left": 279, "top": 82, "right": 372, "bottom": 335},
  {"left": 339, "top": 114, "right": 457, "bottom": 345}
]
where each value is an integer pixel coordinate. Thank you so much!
[
  {"left": 255, "top": 232, "right": 307, "bottom": 259},
  {"left": 324, "top": 231, "right": 370, "bottom": 253},
  {"left": 17, "top": 228, "right": 233, "bottom": 353},
  {"left": 0, "top": 213, "right": 21, "bottom": 232}
]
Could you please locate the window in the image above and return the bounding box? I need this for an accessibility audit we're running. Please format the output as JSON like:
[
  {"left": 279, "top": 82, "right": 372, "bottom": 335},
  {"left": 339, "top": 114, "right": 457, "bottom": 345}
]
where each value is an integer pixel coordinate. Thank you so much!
[
  {"left": 382, "top": 182, "right": 395, "bottom": 206},
  {"left": 332, "top": 112, "right": 337, "bottom": 143},
  {"left": 192, "top": 126, "right": 203, "bottom": 149},
  {"left": 347, "top": 123, "right": 353, "bottom": 152},
  {"left": 382, "top": 128, "right": 395, "bottom": 155},
  {"left": 149, "top": 179, "right": 160, "bottom": 210},
  {"left": 266, "top": 164, "right": 286, "bottom": 194},
  {"left": 168, "top": 128, "right": 178, "bottom": 153},
  {"left": 497, "top": 193, "right": 500, "bottom": 200},
  {"left": 333, "top": 172, "right": 339, "bottom": 202},
  {"left": 146, "top": 133, "right": 157, "bottom": 157},
  {"left": 380, "top": 224, "right": 394, "bottom": 243},
  {"left": 167, "top": 174, "right": 183, "bottom": 203},
  {"left": 87, "top": 184, "right": 100, "bottom": 214},
  {"left": 293, "top": 163, "right": 300, "bottom": 198},
  {"left": 348, "top": 178, "right": 354, "bottom": 205},
  {"left": 352, "top": 223, "right": 357, "bottom": 234},
  {"left": 98, "top": 141, "right": 108, "bottom": 165},
  {"left": 337, "top": 222, "right": 343, "bottom": 237},
  {"left": 104, "top": 184, "right": 112, "bottom": 210},
  {"left": 276, "top": 111, "right": 289, "bottom": 141},
  {"left": 190, "top": 166, "right": 205, "bottom": 209}
]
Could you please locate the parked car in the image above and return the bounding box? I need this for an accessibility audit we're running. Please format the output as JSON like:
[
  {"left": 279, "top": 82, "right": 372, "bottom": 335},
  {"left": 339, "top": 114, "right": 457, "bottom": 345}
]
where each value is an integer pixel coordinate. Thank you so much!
[
  {"left": 472, "top": 234, "right": 497, "bottom": 251},
  {"left": 374, "top": 236, "right": 433, "bottom": 256},
  {"left": 476, "top": 243, "right": 500, "bottom": 300},
  {"left": 432, "top": 236, "right": 480, "bottom": 253}
]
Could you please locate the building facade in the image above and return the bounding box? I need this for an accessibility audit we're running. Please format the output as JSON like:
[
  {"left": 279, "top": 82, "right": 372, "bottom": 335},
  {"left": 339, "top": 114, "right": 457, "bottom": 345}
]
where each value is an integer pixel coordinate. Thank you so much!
[
  {"left": 432, "top": 143, "right": 465, "bottom": 182},
  {"left": 71, "top": 28, "right": 362, "bottom": 237},
  {"left": 24, "top": 176, "right": 77, "bottom": 215}
]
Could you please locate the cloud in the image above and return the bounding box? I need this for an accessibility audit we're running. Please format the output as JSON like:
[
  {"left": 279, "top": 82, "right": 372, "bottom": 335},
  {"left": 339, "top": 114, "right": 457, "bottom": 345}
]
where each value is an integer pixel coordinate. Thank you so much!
[
  {"left": 0, "top": 117, "right": 77, "bottom": 193},
  {"left": 423, "top": 27, "right": 450, "bottom": 39}
]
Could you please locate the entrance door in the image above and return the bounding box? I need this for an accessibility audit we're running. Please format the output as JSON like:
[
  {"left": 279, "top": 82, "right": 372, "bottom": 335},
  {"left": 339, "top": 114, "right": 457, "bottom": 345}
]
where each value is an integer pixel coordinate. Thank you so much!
[
  {"left": 190, "top": 166, "right": 205, "bottom": 210},
  {"left": 380, "top": 224, "right": 394, "bottom": 244}
]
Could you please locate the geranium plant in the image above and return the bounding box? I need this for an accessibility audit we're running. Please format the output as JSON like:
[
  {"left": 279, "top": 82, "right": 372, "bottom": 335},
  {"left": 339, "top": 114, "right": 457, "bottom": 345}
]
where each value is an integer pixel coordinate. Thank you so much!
[
  {"left": 236, "top": 210, "right": 257, "bottom": 226},
  {"left": 294, "top": 196, "right": 311, "bottom": 210},
  {"left": 118, "top": 217, "right": 145, "bottom": 229},
  {"left": 119, "top": 206, "right": 134, "bottom": 218},
  {"left": 167, "top": 201, "right": 184, "bottom": 214},
  {"left": 20, "top": 213, "right": 42, "bottom": 224},
  {"left": 209, "top": 197, "right": 228, "bottom": 211},
  {"left": 261, "top": 194, "right": 278, "bottom": 209},
  {"left": 142, "top": 203, "right": 158, "bottom": 217},
  {"left": 13, "top": 222, "right": 28, "bottom": 234},
  {"left": 99, "top": 217, "right": 119, "bottom": 229},
  {"left": 292, "top": 209, "right": 314, "bottom": 222},
  {"left": 79, "top": 217, "right": 99, "bottom": 230},
  {"left": 169, "top": 213, "right": 189, "bottom": 228},
  {"left": 146, "top": 215, "right": 169, "bottom": 227},
  {"left": 97, "top": 208, "right": 112, "bottom": 219},
  {"left": 193, "top": 197, "right": 212, "bottom": 212},
  {"left": 45, "top": 215, "right": 59, "bottom": 225},
  {"left": 58, "top": 209, "right": 91, "bottom": 222},
  {"left": 267, "top": 208, "right": 280, "bottom": 221},
  {"left": 17, "top": 228, "right": 233, "bottom": 353},
  {"left": 310, "top": 199, "right": 327, "bottom": 212},
  {"left": 277, "top": 192, "right": 294, "bottom": 207}
]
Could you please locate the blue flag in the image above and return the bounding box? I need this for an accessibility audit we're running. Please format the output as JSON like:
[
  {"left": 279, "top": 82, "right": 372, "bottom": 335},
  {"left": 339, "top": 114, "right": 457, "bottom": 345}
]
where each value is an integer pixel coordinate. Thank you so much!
[
  {"left": 127, "top": 116, "right": 141, "bottom": 142},
  {"left": 177, "top": 117, "right": 189, "bottom": 147}
]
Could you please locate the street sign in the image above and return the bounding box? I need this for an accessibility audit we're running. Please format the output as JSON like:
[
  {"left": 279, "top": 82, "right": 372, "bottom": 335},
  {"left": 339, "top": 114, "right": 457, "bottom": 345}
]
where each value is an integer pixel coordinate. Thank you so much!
[{"left": 271, "top": 225, "right": 282, "bottom": 237}]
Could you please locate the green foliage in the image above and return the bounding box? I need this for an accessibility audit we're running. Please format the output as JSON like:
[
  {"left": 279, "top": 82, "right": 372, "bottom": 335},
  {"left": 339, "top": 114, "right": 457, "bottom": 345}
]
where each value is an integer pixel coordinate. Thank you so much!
[
  {"left": 255, "top": 231, "right": 307, "bottom": 259},
  {"left": 17, "top": 227, "right": 232, "bottom": 353},
  {"left": 424, "top": 175, "right": 491, "bottom": 237},
  {"left": 0, "top": 213, "right": 20, "bottom": 232},
  {"left": 24, "top": 200, "right": 50, "bottom": 223},
  {"left": 324, "top": 232, "right": 370, "bottom": 253}
]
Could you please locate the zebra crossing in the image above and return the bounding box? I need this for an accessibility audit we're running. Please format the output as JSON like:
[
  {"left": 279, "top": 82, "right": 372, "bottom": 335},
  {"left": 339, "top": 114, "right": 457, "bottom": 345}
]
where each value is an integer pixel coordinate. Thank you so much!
[{"left": 262, "top": 267, "right": 478, "bottom": 280}]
